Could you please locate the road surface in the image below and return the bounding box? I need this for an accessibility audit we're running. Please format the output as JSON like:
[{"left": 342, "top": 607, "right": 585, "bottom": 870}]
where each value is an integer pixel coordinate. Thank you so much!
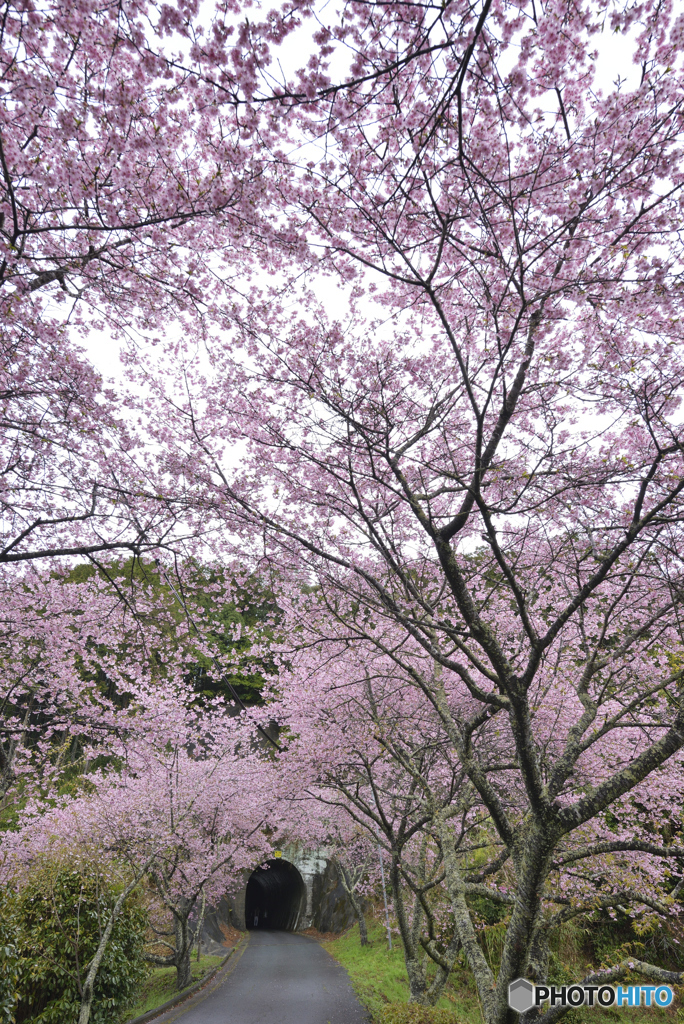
[{"left": 147, "top": 931, "right": 370, "bottom": 1024}]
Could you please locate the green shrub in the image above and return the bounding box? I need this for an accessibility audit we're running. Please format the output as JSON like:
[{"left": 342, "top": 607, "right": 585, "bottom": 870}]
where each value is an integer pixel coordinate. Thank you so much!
[
  {"left": 0, "top": 888, "right": 19, "bottom": 1023},
  {"left": 377, "top": 1004, "right": 465, "bottom": 1024},
  {"left": 13, "top": 858, "right": 147, "bottom": 1024}
]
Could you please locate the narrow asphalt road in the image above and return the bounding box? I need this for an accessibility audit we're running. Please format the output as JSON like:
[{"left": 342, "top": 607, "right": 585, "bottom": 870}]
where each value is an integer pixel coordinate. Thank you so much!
[{"left": 148, "top": 931, "right": 370, "bottom": 1024}]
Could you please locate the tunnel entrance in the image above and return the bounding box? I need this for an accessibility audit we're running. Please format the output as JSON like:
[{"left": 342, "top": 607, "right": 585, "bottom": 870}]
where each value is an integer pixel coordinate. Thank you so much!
[{"left": 245, "top": 859, "right": 306, "bottom": 931}]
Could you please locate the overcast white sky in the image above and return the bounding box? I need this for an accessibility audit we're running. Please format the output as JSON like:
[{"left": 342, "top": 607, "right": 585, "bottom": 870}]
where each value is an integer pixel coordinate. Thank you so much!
[{"left": 78, "top": 5, "right": 652, "bottom": 392}]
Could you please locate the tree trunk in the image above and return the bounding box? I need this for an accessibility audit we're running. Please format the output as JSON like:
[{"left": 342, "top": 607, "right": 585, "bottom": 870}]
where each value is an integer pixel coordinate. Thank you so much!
[
  {"left": 389, "top": 855, "right": 433, "bottom": 1005},
  {"left": 495, "top": 827, "right": 554, "bottom": 1024},
  {"left": 174, "top": 907, "right": 194, "bottom": 990},
  {"left": 176, "top": 946, "right": 192, "bottom": 991},
  {"left": 405, "top": 956, "right": 430, "bottom": 1005},
  {"left": 436, "top": 817, "right": 498, "bottom": 1024},
  {"left": 348, "top": 888, "right": 368, "bottom": 946},
  {"left": 196, "top": 888, "right": 207, "bottom": 961},
  {"left": 337, "top": 861, "right": 369, "bottom": 947}
]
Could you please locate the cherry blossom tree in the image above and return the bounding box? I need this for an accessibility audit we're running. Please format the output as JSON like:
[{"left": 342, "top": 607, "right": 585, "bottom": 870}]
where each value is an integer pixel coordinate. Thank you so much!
[
  {"left": 0, "top": 0, "right": 285, "bottom": 566},
  {"left": 0, "top": 573, "right": 135, "bottom": 802},
  {"left": 8, "top": 1, "right": 684, "bottom": 1021},
  {"left": 98, "top": 724, "right": 272, "bottom": 991},
  {"left": 134, "top": 0, "right": 684, "bottom": 1019},
  {"left": 0, "top": 555, "right": 278, "bottom": 1017},
  {"left": 0, "top": 557, "right": 210, "bottom": 806},
  {"left": 267, "top": 628, "right": 684, "bottom": 1006},
  {"left": 0, "top": 4, "right": 302, "bottom": 1003},
  {"left": 5, "top": 680, "right": 274, "bottom": 1021}
]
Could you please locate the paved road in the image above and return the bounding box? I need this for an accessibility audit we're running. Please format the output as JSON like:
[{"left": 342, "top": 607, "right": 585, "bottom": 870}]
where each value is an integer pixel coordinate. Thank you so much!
[{"left": 148, "top": 931, "right": 370, "bottom": 1024}]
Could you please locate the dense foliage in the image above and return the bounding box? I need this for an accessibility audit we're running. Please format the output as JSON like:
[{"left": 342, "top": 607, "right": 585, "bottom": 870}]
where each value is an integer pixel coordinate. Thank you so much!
[
  {"left": 11, "top": 860, "right": 147, "bottom": 1024},
  {"left": 0, "top": 889, "right": 18, "bottom": 1024},
  {"left": 65, "top": 558, "right": 282, "bottom": 707}
]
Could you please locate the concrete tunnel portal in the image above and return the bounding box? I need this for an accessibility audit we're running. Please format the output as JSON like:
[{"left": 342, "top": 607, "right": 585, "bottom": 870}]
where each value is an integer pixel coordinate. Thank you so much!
[{"left": 245, "top": 858, "right": 306, "bottom": 931}]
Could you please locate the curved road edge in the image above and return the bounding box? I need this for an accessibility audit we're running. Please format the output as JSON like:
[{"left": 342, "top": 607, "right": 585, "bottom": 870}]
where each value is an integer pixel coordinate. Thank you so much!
[{"left": 125, "top": 935, "right": 250, "bottom": 1024}]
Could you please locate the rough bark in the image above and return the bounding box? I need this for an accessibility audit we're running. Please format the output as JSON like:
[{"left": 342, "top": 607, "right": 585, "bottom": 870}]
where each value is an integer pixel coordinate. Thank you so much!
[
  {"left": 349, "top": 889, "right": 368, "bottom": 946},
  {"left": 196, "top": 888, "right": 207, "bottom": 961},
  {"left": 173, "top": 908, "right": 193, "bottom": 991}
]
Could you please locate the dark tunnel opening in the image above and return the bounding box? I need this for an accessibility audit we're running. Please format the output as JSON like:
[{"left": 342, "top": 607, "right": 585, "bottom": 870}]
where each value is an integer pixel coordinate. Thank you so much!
[{"left": 245, "top": 859, "right": 306, "bottom": 931}]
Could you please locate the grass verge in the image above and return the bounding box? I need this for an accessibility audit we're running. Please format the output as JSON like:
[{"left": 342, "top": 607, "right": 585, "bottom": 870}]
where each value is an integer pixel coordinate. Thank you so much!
[
  {"left": 123, "top": 953, "right": 226, "bottom": 1020},
  {"left": 323, "top": 918, "right": 682, "bottom": 1024},
  {"left": 322, "top": 918, "right": 479, "bottom": 1023}
]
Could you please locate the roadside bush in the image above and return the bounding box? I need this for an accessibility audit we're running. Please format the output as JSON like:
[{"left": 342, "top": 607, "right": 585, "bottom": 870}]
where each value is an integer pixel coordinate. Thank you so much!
[
  {"left": 0, "top": 888, "right": 19, "bottom": 1023},
  {"left": 377, "top": 1004, "right": 465, "bottom": 1024},
  {"left": 13, "top": 856, "right": 147, "bottom": 1024}
]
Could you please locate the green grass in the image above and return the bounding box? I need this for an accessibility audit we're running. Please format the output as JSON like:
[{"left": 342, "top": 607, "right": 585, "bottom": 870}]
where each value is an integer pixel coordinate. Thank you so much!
[
  {"left": 323, "top": 918, "right": 682, "bottom": 1024},
  {"left": 123, "top": 954, "right": 225, "bottom": 1021},
  {"left": 323, "top": 918, "right": 480, "bottom": 1023},
  {"left": 323, "top": 919, "right": 415, "bottom": 1016}
]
